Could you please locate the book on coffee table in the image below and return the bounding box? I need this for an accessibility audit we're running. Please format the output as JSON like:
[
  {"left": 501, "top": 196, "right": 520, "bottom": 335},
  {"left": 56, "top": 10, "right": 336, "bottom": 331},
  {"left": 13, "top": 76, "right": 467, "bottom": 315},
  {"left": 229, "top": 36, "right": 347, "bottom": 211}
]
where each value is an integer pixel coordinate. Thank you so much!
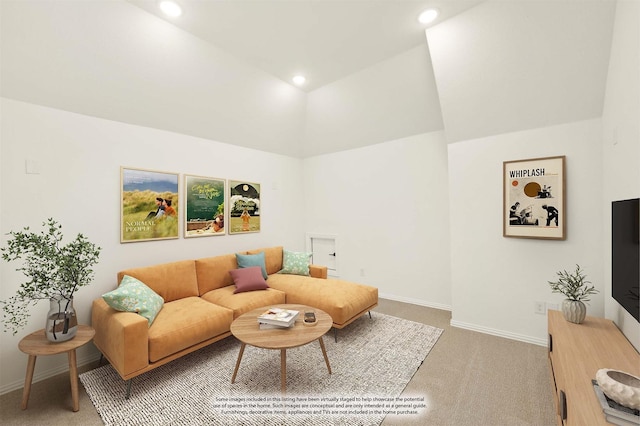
[
  {"left": 257, "top": 308, "right": 299, "bottom": 327},
  {"left": 258, "top": 322, "right": 294, "bottom": 330}
]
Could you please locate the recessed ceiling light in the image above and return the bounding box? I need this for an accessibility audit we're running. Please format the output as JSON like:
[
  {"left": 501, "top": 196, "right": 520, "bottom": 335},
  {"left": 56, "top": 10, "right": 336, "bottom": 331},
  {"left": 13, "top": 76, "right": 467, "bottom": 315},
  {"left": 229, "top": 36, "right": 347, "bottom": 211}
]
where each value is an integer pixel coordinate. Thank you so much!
[
  {"left": 159, "top": 1, "right": 183, "bottom": 18},
  {"left": 418, "top": 9, "right": 439, "bottom": 25},
  {"left": 292, "top": 75, "right": 306, "bottom": 86}
]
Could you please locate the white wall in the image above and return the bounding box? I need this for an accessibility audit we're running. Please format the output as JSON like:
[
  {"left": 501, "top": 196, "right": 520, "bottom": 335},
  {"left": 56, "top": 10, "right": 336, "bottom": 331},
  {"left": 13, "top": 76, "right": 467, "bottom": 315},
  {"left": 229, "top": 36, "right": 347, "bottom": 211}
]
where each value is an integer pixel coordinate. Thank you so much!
[
  {"left": 601, "top": 0, "right": 640, "bottom": 351},
  {"left": 302, "top": 131, "right": 451, "bottom": 310},
  {"left": 0, "top": 98, "right": 306, "bottom": 393},
  {"left": 448, "top": 119, "right": 604, "bottom": 345}
]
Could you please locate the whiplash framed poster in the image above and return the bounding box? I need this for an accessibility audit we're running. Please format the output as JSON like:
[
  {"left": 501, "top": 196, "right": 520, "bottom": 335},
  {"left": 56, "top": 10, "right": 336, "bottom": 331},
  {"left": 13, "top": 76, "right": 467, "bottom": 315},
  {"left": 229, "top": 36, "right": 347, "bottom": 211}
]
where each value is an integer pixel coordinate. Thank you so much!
[{"left": 503, "top": 156, "right": 565, "bottom": 240}]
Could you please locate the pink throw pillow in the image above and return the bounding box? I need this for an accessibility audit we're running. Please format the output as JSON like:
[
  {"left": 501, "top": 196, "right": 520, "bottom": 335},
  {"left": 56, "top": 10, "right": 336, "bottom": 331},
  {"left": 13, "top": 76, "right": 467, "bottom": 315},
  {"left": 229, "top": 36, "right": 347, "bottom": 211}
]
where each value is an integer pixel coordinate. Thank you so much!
[{"left": 229, "top": 266, "right": 269, "bottom": 294}]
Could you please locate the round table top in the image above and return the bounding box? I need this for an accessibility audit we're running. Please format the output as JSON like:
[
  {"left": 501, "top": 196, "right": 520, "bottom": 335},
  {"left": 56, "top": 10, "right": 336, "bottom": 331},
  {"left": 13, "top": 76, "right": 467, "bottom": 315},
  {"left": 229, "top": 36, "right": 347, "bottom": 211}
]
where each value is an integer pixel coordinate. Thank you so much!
[
  {"left": 230, "top": 304, "right": 332, "bottom": 350},
  {"left": 18, "top": 325, "right": 95, "bottom": 356}
]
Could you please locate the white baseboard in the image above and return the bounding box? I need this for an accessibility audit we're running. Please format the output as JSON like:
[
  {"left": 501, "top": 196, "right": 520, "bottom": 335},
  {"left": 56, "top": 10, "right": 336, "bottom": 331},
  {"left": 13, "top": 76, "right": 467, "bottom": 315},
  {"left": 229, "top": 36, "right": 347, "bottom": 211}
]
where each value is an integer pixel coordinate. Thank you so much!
[
  {"left": 450, "top": 319, "right": 548, "bottom": 347},
  {"left": 0, "top": 351, "right": 102, "bottom": 395},
  {"left": 379, "top": 293, "right": 452, "bottom": 312},
  {"left": 378, "top": 294, "right": 547, "bottom": 347}
]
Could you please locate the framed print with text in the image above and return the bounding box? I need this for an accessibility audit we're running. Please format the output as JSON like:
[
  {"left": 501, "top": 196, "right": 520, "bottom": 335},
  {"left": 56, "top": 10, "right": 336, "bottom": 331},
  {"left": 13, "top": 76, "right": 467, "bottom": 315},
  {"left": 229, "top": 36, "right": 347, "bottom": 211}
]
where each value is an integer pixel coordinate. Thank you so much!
[
  {"left": 229, "top": 180, "right": 261, "bottom": 234},
  {"left": 121, "top": 167, "right": 179, "bottom": 243},
  {"left": 184, "top": 175, "right": 226, "bottom": 237},
  {"left": 503, "top": 156, "right": 565, "bottom": 240}
]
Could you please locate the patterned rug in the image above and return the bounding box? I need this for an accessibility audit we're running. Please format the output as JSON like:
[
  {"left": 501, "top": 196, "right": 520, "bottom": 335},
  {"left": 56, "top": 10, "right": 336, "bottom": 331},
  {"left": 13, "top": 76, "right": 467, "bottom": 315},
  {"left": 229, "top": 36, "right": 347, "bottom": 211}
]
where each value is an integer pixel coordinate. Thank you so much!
[{"left": 80, "top": 312, "right": 443, "bottom": 426}]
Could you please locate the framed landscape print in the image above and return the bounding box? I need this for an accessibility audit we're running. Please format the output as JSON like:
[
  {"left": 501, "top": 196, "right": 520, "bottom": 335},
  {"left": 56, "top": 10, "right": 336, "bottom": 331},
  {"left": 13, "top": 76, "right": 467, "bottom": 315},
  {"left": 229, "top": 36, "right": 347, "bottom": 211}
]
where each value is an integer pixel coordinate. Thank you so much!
[
  {"left": 229, "top": 180, "right": 261, "bottom": 234},
  {"left": 503, "top": 156, "right": 565, "bottom": 240},
  {"left": 184, "top": 175, "right": 226, "bottom": 237},
  {"left": 121, "top": 167, "right": 179, "bottom": 243}
]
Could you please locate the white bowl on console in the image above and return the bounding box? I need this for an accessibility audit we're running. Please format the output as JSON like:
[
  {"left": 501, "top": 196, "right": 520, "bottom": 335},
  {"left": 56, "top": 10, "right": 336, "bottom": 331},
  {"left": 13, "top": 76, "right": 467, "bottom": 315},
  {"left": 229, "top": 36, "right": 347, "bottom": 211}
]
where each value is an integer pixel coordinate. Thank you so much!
[{"left": 596, "top": 368, "right": 640, "bottom": 410}]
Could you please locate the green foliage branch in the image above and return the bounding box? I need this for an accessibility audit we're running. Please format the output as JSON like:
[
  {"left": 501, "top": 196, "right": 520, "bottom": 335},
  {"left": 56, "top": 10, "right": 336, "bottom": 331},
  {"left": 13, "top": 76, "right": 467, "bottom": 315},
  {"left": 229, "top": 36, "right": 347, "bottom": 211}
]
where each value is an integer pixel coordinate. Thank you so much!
[
  {"left": 548, "top": 264, "right": 598, "bottom": 303},
  {"left": 0, "top": 218, "right": 101, "bottom": 335}
]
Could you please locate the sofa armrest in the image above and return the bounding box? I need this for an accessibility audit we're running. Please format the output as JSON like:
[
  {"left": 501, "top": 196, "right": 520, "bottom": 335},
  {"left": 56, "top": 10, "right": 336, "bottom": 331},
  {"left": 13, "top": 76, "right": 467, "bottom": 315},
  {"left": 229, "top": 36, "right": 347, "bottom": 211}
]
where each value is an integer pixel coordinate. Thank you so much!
[
  {"left": 309, "top": 264, "right": 328, "bottom": 279},
  {"left": 91, "top": 298, "right": 149, "bottom": 380}
]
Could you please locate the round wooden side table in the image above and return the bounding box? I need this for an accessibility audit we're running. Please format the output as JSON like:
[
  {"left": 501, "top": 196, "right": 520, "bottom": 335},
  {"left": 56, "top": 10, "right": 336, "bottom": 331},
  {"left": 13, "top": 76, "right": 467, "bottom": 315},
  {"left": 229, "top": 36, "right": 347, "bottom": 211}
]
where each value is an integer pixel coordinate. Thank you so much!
[{"left": 18, "top": 324, "right": 95, "bottom": 412}]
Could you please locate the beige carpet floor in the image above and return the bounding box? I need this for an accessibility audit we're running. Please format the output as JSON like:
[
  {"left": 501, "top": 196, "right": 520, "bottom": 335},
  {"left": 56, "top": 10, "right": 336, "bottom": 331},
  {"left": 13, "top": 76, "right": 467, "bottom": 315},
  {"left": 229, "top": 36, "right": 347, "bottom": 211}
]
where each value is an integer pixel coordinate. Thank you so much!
[
  {"left": 0, "top": 299, "right": 556, "bottom": 425},
  {"left": 80, "top": 312, "right": 442, "bottom": 425}
]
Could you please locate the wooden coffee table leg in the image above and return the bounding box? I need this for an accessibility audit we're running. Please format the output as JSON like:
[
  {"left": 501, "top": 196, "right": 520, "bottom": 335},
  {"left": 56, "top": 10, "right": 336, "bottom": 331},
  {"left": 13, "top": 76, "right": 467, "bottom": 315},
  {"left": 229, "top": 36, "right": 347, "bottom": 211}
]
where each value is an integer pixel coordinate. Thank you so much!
[
  {"left": 281, "top": 349, "right": 286, "bottom": 394},
  {"left": 231, "top": 343, "right": 246, "bottom": 384},
  {"left": 68, "top": 349, "right": 79, "bottom": 412},
  {"left": 21, "top": 355, "right": 37, "bottom": 410},
  {"left": 318, "top": 336, "right": 332, "bottom": 374}
]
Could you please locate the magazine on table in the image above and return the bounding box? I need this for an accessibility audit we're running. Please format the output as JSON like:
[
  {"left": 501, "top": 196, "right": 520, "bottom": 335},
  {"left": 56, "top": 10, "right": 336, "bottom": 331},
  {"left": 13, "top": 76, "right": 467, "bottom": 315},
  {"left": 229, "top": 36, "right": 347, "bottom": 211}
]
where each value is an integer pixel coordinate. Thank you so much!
[{"left": 257, "top": 308, "right": 299, "bottom": 327}]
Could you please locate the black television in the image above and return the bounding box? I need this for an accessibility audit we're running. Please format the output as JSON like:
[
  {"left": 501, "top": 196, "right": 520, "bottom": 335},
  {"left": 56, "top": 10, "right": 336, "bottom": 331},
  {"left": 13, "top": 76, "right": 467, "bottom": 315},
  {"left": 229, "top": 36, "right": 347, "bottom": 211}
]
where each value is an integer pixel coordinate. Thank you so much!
[{"left": 612, "top": 198, "right": 640, "bottom": 322}]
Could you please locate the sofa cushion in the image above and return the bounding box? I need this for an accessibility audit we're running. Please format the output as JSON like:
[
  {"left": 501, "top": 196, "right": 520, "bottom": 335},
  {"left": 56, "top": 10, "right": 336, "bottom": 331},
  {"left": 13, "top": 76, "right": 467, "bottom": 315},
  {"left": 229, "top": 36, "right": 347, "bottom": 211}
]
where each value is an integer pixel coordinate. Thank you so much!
[
  {"left": 280, "top": 249, "right": 312, "bottom": 276},
  {"left": 229, "top": 266, "right": 269, "bottom": 293},
  {"left": 266, "top": 274, "right": 378, "bottom": 326},
  {"left": 236, "top": 252, "right": 268, "bottom": 279},
  {"left": 117, "top": 260, "right": 199, "bottom": 303},
  {"left": 201, "top": 286, "right": 286, "bottom": 319},
  {"left": 246, "top": 246, "right": 283, "bottom": 276},
  {"left": 102, "top": 275, "right": 164, "bottom": 326},
  {"left": 147, "top": 297, "right": 233, "bottom": 362},
  {"left": 195, "top": 253, "right": 237, "bottom": 295}
]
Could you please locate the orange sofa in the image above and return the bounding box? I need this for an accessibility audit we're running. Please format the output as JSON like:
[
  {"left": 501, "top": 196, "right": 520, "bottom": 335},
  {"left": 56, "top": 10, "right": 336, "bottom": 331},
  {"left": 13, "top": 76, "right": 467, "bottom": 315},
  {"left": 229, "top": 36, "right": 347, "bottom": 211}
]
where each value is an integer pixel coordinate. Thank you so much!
[{"left": 91, "top": 246, "right": 378, "bottom": 390}]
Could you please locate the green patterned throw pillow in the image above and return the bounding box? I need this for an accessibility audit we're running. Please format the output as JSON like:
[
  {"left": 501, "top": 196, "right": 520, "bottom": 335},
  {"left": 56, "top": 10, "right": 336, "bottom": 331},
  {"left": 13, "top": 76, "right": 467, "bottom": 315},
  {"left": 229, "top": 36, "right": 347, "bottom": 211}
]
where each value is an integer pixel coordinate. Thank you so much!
[
  {"left": 280, "top": 249, "right": 312, "bottom": 276},
  {"left": 102, "top": 275, "right": 164, "bottom": 326}
]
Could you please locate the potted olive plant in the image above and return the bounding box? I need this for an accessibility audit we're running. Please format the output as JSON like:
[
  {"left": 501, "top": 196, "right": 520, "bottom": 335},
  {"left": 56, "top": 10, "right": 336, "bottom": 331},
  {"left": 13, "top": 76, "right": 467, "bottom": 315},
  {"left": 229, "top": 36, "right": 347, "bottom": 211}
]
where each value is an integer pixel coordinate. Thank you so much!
[
  {"left": 1, "top": 219, "right": 101, "bottom": 341},
  {"left": 548, "top": 264, "right": 598, "bottom": 324}
]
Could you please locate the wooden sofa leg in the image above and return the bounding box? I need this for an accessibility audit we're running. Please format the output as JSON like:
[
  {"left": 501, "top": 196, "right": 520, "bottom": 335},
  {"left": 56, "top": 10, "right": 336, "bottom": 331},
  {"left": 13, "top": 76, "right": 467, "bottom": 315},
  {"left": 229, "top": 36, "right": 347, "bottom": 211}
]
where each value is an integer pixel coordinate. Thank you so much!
[
  {"left": 333, "top": 312, "right": 372, "bottom": 343},
  {"left": 125, "top": 380, "right": 132, "bottom": 400}
]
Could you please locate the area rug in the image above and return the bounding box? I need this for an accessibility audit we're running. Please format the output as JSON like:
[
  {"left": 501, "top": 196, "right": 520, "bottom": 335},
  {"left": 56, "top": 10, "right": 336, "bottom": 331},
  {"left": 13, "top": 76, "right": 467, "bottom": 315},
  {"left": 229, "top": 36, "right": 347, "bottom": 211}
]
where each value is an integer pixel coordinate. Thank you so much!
[{"left": 80, "top": 312, "right": 443, "bottom": 426}]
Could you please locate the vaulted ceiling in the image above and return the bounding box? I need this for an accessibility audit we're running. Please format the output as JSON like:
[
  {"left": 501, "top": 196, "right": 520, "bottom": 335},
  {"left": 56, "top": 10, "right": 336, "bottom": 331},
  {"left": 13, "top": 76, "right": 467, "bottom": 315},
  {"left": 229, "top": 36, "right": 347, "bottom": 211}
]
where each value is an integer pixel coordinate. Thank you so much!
[
  {"left": 1, "top": 1, "right": 617, "bottom": 157},
  {"left": 127, "top": 0, "right": 482, "bottom": 92}
]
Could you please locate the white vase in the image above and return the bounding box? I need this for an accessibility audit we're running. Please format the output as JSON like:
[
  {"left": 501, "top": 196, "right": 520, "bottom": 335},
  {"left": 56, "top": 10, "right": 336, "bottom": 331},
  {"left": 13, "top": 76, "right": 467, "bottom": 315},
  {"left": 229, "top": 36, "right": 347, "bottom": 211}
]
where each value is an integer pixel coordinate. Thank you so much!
[
  {"left": 561, "top": 299, "right": 586, "bottom": 324},
  {"left": 45, "top": 295, "right": 78, "bottom": 342}
]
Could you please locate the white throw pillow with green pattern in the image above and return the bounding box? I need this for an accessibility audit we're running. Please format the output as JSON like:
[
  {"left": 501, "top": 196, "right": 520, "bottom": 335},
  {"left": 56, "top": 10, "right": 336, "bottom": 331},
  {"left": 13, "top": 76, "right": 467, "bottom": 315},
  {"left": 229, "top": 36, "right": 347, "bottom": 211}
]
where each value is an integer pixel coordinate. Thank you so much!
[
  {"left": 102, "top": 275, "right": 164, "bottom": 326},
  {"left": 280, "top": 249, "right": 312, "bottom": 276}
]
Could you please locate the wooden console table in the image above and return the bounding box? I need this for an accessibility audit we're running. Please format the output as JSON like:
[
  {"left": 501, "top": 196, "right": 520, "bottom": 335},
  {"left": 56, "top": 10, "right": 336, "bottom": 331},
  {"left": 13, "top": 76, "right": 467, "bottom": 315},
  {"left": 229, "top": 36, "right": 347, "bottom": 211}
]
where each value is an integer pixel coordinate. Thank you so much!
[
  {"left": 548, "top": 310, "right": 640, "bottom": 425},
  {"left": 18, "top": 324, "right": 95, "bottom": 412}
]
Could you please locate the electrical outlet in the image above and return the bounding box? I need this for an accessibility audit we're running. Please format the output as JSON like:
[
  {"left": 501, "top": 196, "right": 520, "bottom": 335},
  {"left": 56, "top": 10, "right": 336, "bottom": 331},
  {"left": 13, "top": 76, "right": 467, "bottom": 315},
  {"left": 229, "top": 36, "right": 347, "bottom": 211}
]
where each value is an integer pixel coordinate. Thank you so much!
[
  {"left": 534, "top": 301, "right": 546, "bottom": 315},
  {"left": 25, "top": 159, "right": 40, "bottom": 174}
]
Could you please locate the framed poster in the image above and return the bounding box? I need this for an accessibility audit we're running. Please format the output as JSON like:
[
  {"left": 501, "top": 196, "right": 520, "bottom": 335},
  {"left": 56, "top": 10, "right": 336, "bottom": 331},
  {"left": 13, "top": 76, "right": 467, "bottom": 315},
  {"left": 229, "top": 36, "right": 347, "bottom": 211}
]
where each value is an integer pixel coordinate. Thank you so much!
[
  {"left": 503, "top": 156, "right": 565, "bottom": 240},
  {"left": 184, "top": 175, "right": 226, "bottom": 237},
  {"left": 229, "top": 180, "right": 261, "bottom": 234},
  {"left": 121, "top": 167, "right": 179, "bottom": 243}
]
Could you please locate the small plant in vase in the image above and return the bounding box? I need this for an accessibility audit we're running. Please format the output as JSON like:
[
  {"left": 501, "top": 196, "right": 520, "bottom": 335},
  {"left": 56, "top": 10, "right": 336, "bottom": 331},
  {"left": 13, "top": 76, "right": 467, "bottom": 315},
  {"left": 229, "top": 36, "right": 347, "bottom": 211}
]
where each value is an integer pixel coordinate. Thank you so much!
[
  {"left": 548, "top": 264, "right": 598, "bottom": 324},
  {"left": 1, "top": 218, "right": 101, "bottom": 342}
]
